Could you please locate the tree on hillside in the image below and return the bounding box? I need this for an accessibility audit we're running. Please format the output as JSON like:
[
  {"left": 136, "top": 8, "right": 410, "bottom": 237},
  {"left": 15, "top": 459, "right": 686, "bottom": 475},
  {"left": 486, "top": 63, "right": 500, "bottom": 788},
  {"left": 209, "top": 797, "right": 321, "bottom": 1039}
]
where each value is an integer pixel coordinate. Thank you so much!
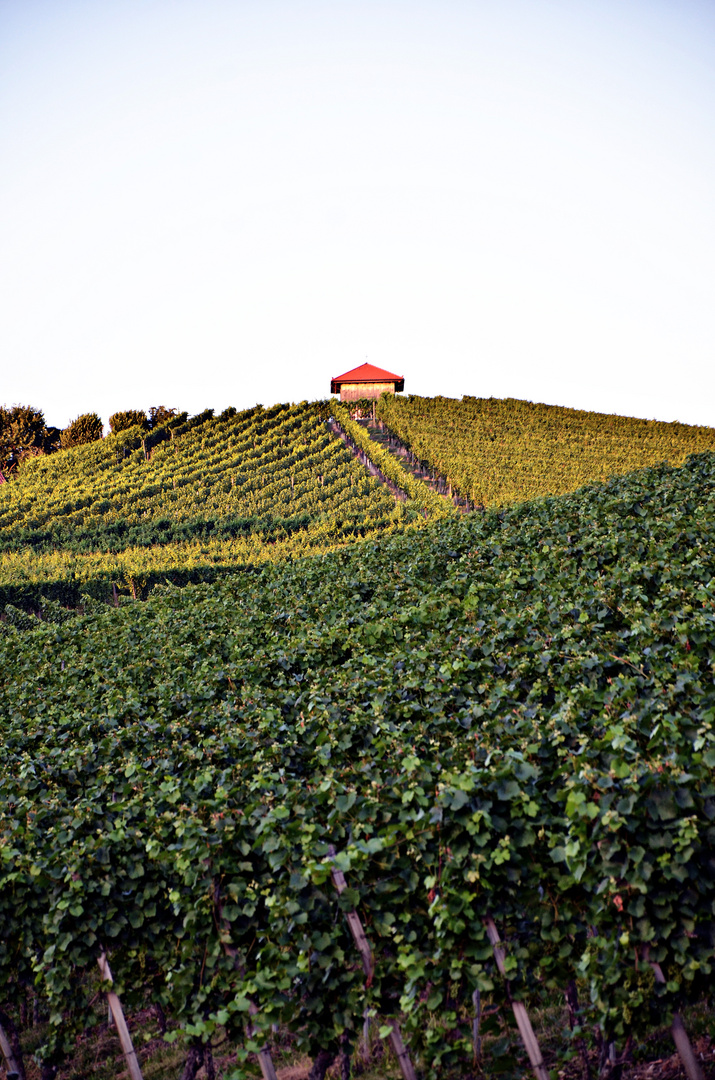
[
  {"left": 108, "top": 408, "right": 176, "bottom": 434},
  {"left": 60, "top": 412, "right": 103, "bottom": 449},
  {"left": 109, "top": 409, "right": 148, "bottom": 434},
  {"left": 148, "top": 406, "right": 177, "bottom": 428},
  {"left": 0, "top": 404, "right": 60, "bottom": 476}
]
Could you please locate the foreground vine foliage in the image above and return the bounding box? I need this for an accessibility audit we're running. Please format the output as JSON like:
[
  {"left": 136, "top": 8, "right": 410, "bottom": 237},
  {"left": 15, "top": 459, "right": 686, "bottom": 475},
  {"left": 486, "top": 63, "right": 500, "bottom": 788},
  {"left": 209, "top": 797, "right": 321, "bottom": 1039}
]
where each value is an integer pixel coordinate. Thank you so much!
[{"left": 1, "top": 452, "right": 714, "bottom": 1078}]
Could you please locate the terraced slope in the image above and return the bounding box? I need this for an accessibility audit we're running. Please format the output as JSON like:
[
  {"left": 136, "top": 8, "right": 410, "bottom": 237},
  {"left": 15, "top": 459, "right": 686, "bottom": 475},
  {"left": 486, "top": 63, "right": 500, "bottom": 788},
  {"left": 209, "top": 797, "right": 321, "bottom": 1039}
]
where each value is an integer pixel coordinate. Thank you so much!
[
  {"left": 0, "top": 401, "right": 413, "bottom": 607},
  {"left": 377, "top": 393, "right": 715, "bottom": 507}
]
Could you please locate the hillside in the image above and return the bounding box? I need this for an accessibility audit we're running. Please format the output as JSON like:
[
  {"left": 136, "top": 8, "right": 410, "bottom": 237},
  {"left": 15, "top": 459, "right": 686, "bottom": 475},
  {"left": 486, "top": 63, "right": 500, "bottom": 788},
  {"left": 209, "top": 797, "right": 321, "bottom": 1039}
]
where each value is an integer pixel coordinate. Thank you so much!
[
  {"left": 0, "top": 401, "right": 428, "bottom": 608},
  {"left": 2, "top": 450, "right": 714, "bottom": 1079},
  {"left": 5, "top": 393, "right": 713, "bottom": 611},
  {"left": 377, "top": 394, "right": 715, "bottom": 507}
]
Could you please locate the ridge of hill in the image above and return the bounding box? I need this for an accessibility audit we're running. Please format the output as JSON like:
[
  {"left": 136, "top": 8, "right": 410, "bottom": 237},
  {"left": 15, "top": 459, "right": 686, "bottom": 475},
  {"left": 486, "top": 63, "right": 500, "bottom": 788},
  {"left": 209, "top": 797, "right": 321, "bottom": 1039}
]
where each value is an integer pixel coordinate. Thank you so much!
[
  {"left": 2, "top": 450, "right": 714, "bottom": 1078},
  {"left": 377, "top": 394, "right": 715, "bottom": 507}
]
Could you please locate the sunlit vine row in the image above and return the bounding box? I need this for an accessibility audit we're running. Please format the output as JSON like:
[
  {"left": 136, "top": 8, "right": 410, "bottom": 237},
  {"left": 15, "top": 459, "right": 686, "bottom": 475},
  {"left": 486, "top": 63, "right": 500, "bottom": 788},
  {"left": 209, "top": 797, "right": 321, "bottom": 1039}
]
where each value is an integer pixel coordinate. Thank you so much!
[
  {"left": 377, "top": 393, "right": 715, "bottom": 508},
  {"left": 0, "top": 402, "right": 428, "bottom": 607}
]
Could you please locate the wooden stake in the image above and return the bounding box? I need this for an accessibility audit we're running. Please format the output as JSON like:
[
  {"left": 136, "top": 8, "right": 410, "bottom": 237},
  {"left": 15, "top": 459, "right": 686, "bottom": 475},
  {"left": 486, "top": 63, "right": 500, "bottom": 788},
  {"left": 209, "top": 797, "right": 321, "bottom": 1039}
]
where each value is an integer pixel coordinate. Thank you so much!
[
  {"left": 387, "top": 1023, "right": 416, "bottom": 1080},
  {"left": 565, "top": 980, "right": 591, "bottom": 1080},
  {"left": 327, "top": 846, "right": 417, "bottom": 1080},
  {"left": 248, "top": 1002, "right": 279, "bottom": 1080},
  {"left": 483, "top": 917, "right": 549, "bottom": 1080},
  {"left": 649, "top": 960, "right": 704, "bottom": 1080},
  {"left": 327, "top": 851, "right": 373, "bottom": 980},
  {"left": 97, "top": 953, "right": 144, "bottom": 1080},
  {"left": 671, "top": 1016, "right": 704, "bottom": 1080},
  {"left": 0, "top": 1019, "right": 21, "bottom": 1080},
  {"left": 221, "top": 931, "right": 278, "bottom": 1080},
  {"left": 472, "top": 987, "right": 482, "bottom": 1066},
  {"left": 361, "top": 1009, "right": 372, "bottom": 1060}
]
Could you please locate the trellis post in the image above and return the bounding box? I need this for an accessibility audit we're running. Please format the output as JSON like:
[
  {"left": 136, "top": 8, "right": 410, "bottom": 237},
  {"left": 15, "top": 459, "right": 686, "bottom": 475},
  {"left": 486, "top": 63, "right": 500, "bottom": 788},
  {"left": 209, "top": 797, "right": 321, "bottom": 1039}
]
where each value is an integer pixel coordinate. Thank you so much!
[
  {"left": 97, "top": 952, "right": 144, "bottom": 1080},
  {"left": 483, "top": 917, "right": 549, "bottom": 1080},
  {"left": 220, "top": 929, "right": 278, "bottom": 1080},
  {"left": 327, "top": 845, "right": 417, "bottom": 1080},
  {"left": 649, "top": 958, "right": 704, "bottom": 1080},
  {"left": 0, "top": 1018, "right": 22, "bottom": 1080}
]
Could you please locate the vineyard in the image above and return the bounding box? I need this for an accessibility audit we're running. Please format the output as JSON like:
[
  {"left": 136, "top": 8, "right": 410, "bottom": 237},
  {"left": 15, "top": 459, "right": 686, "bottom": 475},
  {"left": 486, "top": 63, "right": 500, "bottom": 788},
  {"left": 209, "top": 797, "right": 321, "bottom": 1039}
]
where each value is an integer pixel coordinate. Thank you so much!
[
  {"left": 376, "top": 395, "right": 715, "bottom": 508},
  {"left": 2, "top": 447, "right": 714, "bottom": 1079},
  {"left": 0, "top": 402, "right": 428, "bottom": 610}
]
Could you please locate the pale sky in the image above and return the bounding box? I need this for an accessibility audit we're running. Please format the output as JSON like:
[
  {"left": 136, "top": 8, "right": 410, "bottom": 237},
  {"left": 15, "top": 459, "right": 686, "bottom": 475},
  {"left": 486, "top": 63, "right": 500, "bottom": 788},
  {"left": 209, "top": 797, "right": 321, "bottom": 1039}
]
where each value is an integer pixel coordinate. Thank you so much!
[{"left": 1, "top": 0, "right": 714, "bottom": 431}]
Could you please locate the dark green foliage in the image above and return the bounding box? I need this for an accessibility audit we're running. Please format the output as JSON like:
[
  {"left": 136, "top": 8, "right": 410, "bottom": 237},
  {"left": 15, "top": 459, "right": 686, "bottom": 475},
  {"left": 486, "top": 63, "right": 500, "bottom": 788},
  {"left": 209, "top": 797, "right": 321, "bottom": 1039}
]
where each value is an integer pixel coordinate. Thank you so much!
[
  {"left": 109, "top": 409, "right": 148, "bottom": 433},
  {"left": 0, "top": 404, "right": 59, "bottom": 474},
  {"left": 148, "top": 406, "right": 177, "bottom": 428},
  {"left": 1, "top": 451, "right": 714, "bottom": 1076},
  {"left": 3, "top": 602, "right": 35, "bottom": 629},
  {"left": 37, "top": 595, "right": 76, "bottom": 625},
  {"left": 60, "top": 412, "right": 103, "bottom": 448}
]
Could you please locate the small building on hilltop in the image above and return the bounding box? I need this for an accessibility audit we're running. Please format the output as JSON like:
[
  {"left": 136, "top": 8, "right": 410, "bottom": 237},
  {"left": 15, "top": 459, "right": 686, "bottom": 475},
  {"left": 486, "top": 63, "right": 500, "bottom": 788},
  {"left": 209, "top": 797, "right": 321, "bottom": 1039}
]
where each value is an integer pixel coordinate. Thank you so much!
[{"left": 330, "top": 363, "right": 404, "bottom": 402}]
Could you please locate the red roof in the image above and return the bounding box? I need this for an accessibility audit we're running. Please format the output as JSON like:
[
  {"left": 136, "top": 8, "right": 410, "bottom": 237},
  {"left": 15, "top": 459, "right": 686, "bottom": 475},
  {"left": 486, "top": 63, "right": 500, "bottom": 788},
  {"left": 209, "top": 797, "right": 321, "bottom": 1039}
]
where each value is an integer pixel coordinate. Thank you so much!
[{"left": 331, "top": 362, "right": 403, "bottom": 385}]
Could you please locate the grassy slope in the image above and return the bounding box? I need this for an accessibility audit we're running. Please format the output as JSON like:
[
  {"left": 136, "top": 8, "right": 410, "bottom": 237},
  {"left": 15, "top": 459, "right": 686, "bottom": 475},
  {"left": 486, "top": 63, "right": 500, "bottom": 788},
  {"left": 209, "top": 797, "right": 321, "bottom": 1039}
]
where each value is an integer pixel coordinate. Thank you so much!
[{"left": 377, "top": 394, "right": 715, "bottom": 507}]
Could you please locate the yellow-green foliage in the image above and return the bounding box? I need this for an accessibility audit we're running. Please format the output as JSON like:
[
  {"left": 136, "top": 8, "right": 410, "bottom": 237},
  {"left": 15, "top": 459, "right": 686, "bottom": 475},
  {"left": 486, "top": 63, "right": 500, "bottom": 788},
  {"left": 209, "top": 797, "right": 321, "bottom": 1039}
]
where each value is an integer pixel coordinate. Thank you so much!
[
  {"left": 378, "top": 394, "right": 715, "bottom": 507},
  {"left": 0, "top": 402, "right": 418, "bottom": 605},
  {"left": 332, "top": 401, "right": 451, "bottom": 518}
]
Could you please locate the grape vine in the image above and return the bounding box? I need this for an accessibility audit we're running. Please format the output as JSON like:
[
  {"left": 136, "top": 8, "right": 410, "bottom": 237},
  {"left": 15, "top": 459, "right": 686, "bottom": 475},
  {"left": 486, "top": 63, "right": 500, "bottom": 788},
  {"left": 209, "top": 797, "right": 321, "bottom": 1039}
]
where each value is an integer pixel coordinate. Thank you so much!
[
  {"left": 0, "top": 402, "right": 423, "bottom": 609},
  {"left": 2, "top": 452, "right": 714, "bottom": 1077},
  {"left": 377, "top": 393, "right": 715, "bottom": 508}
]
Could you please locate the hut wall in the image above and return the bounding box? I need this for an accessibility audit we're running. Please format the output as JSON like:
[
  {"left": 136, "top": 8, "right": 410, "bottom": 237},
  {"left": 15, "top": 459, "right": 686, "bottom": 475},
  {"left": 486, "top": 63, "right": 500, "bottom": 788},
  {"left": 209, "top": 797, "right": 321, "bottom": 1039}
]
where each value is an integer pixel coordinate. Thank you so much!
[{"left": 339, "top": 382, "right": 396, "bottom": 402}]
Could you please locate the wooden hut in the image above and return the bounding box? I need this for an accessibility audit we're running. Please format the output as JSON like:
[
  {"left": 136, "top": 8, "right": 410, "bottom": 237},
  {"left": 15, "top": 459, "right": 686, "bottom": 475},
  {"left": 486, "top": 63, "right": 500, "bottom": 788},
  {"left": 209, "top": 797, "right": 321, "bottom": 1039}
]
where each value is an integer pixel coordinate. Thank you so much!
[{"left": 330, "top": 363, "right": 405, "bottom": 402}]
